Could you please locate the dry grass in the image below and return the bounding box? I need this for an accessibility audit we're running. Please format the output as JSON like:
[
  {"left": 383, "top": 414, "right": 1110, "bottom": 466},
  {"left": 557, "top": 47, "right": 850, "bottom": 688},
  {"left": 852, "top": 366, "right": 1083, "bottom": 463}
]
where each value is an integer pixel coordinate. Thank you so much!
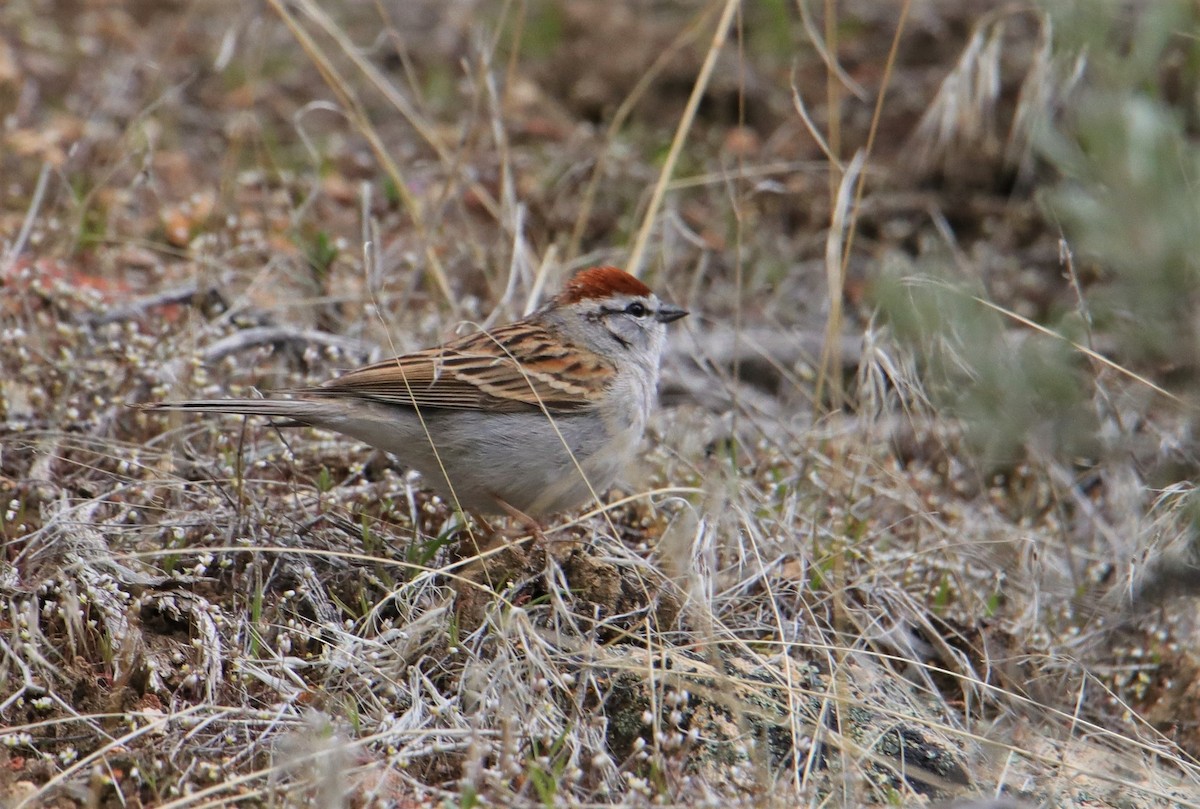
[{"left": 4, "top": 1, "right": 1200, "bottom": 807}]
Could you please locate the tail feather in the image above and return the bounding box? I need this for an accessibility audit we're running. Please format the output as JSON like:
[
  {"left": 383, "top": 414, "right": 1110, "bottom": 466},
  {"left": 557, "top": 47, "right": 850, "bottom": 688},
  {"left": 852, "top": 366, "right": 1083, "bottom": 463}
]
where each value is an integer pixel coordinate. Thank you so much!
[{"left": 134, "top": 399, "right": 325, "bottom": 424}]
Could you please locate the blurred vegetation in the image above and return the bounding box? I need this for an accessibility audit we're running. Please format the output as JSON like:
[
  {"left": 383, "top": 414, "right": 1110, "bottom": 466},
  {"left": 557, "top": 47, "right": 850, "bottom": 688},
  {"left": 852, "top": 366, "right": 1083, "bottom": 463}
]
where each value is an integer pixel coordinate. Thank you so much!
[
  {"left": 1042, "top": 1, "right": 1200, "bottom": 370},
  {"left": 877, "top": 0, "right": 1200, "bottom": 470}
]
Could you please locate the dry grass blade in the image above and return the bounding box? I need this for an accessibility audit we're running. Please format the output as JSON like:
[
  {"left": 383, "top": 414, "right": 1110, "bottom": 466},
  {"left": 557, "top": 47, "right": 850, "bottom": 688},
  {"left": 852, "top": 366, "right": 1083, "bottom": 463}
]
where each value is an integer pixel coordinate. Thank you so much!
[
  {"left": 815, "top": 149, "right": 862, "bottom": 411},
  {"left": 565, "top": 4, "right": 717, "bottom": 264},
  {"left": 942, "top": 282, "right": 1185, "bottom": 408},
  {"left": 791, "top": 67, "right": 842, "bottom": 170},
  {"left": 815, "top": 0, "right": 911, "bottom": 413},
  {"left": 625, "top": 0, "right": 741, "bottom": 279},
  {"left": 264, "top": 0, "right": 457, "bottom": 309}
]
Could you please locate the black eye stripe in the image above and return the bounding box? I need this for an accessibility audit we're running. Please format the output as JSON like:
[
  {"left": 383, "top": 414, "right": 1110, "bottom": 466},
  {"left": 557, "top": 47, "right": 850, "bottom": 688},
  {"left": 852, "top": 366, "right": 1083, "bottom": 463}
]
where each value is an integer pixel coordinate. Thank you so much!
[{"left": 600, "top": 302, "right": 649, "bottom": 317}]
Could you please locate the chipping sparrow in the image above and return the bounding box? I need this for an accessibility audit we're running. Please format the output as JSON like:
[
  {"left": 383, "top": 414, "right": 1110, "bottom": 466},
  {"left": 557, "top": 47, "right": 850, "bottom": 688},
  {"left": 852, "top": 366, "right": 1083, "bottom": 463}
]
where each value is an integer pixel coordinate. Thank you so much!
[{"left": 141, "top": 266, "right": 687, "bottom": 517}]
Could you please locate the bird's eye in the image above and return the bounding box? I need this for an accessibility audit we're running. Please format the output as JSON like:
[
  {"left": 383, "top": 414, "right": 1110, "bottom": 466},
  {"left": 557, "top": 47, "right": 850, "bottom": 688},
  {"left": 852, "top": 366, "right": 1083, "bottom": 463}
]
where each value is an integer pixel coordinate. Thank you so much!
[{"left": 625, "top": 302, "right": 648, "bottom": 317}]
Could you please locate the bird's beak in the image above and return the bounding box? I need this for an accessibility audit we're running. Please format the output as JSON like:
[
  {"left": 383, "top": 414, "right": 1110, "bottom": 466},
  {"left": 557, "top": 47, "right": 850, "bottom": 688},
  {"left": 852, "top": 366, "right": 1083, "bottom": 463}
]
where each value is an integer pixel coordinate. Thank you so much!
[{"left": 656, "top": 304, "right": 688, "bottom": 324}]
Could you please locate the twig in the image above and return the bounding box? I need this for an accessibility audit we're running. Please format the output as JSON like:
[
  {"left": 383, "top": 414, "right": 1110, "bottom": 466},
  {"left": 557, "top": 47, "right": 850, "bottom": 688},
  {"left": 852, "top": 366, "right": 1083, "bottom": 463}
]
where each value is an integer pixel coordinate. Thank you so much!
[
  {"left": 3, "top": 162, "right": 51, "bottom": 275},
  {"left": 87, "top": 284, "right": 220, "bottom": 326},
  {"left": 200, "top": 326, "right": 373, "bottom": 365},
  {"left": 670, "top": 325, "right": 861, "bottom": 372}
]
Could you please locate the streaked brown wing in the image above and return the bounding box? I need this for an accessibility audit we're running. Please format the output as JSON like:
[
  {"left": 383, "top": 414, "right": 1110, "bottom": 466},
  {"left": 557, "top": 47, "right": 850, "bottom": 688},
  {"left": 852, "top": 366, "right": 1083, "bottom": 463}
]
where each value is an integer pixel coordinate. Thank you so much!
[{"left": 301, "top": 322, "right": 615, "bottom": 413}]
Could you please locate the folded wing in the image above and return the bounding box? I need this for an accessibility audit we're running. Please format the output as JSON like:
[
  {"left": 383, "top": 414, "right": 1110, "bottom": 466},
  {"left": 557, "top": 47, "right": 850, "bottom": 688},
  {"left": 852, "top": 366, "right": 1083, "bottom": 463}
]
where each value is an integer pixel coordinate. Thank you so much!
[{"left": 303, "top": 322, "right": 614, "bottom": 413}]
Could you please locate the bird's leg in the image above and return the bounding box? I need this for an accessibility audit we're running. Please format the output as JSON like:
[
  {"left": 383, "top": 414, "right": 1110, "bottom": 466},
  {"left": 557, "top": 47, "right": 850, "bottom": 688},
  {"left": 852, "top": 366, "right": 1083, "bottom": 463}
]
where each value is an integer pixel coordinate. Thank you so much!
[
  {"left": 452, "top": 502, "right": 537, "bottom": 578},
  {"left": 452, "top": 502, "right": 541, "bottom": 630},
  {"left": 493, "top": 497, "right": 545, "bottom": 545},
  {"left": 453, "top": 510, "right": 494, "bottom": 565}
]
